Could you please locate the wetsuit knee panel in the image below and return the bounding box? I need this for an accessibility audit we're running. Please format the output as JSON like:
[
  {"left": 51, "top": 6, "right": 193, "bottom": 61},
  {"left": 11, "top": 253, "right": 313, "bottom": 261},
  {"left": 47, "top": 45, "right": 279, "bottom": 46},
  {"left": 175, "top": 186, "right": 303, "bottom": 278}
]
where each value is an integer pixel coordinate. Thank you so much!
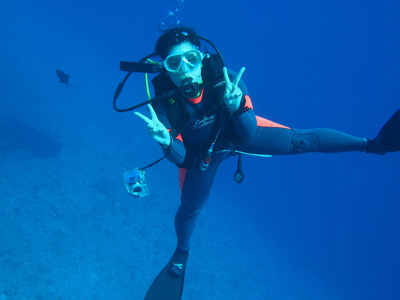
[
  {"left": 178, "top": 204, "right": 203, "bottom": 218},
  {"left": 290, "top": 132, "right": 321, "bottom": 154}
]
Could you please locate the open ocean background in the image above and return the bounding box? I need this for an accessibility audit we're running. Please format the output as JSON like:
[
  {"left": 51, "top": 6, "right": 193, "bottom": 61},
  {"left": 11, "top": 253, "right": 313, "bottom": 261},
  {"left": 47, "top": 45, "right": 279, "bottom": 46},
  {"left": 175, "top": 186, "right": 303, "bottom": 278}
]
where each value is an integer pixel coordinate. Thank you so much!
[{"left": 1, "top": 0, "right": 399, "bottom": 299}]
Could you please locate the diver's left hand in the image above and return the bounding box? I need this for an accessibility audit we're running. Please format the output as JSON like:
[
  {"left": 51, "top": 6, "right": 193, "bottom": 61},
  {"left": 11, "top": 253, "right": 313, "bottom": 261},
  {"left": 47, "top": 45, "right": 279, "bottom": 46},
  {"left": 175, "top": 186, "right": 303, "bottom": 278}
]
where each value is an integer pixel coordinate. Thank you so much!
[{"left": 223, "top": 67, "right": 246, "bottom": 113}]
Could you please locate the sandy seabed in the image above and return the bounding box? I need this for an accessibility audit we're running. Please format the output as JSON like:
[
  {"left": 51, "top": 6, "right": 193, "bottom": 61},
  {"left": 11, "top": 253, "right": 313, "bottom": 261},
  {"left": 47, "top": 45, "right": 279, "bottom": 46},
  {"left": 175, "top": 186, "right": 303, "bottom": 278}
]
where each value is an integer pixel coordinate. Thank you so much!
[{"left": 0, "top": 113, "right": 341, "bottom": 300}]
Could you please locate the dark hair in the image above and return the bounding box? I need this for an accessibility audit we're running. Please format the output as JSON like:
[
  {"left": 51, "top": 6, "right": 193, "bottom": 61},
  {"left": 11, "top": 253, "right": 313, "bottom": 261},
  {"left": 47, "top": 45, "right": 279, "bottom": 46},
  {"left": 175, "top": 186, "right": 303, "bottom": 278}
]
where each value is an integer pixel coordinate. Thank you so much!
[{"left": 156, "top": 27, "right": 201, "bottom": 59}]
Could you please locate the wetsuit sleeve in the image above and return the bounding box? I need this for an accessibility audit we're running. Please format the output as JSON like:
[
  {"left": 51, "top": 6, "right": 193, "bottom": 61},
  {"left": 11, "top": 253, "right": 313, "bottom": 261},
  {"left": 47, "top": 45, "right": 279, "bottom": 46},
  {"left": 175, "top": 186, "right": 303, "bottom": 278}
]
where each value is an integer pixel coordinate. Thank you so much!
[
  {"left": 230, "top": 95, "right": 257, "bottom": 137},
  {"left": 161, "top": 132, "right": 186, "bottom": 165},
  {"left": 151, "top": 101, "right": 186, "bottom": 165}
]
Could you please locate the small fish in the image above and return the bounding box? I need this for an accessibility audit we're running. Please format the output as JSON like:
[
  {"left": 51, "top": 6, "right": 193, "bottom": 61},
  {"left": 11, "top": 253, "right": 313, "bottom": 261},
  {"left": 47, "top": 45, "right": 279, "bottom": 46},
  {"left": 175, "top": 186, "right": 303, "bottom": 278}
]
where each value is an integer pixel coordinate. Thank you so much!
[{"left": 56, "top": 69, "right": 71, "bottom": 86}]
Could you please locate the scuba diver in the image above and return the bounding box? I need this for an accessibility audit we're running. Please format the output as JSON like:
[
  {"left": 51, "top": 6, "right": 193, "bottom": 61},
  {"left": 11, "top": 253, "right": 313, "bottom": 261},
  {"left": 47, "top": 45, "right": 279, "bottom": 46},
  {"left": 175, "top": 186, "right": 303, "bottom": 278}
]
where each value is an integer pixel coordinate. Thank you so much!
[{"left": 114, "top": 27, "right": 400, "bottom": 300}]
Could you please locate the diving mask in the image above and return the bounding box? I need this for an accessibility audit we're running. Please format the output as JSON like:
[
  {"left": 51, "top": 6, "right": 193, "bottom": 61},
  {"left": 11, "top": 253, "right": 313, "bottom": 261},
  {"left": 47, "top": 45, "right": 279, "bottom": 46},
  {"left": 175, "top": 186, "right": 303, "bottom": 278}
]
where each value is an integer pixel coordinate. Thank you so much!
[{"left": 163, "top": 49, "right": 206, "bottom": 73}]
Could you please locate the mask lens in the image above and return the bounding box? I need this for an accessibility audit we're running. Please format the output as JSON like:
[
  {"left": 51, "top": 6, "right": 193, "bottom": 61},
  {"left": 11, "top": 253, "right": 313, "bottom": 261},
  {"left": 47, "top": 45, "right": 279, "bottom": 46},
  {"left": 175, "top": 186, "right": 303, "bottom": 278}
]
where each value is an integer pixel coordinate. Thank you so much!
[
  {"left": 164, "top": 54, "right": 182, "bottom": 72},
  {"left": 183, "top": 50, "right": 202, "bottom": 67},
  {"left": 164, "top": 50, "right": 203, "bottom": 72}
]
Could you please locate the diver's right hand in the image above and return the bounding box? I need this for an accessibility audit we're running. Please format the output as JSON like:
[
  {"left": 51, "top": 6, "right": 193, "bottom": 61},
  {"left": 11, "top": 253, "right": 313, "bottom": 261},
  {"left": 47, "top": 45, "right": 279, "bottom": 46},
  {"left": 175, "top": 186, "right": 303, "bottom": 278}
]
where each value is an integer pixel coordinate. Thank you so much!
[{"left": 134, "top": 104, "right": 171, "bottom": 147}]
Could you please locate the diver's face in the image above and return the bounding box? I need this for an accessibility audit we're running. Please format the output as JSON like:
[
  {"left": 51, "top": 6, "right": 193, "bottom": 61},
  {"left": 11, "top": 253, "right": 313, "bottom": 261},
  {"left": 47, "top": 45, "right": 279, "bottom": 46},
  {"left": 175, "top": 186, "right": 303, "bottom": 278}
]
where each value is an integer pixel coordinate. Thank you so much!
[{"left": 165, "top": 42, "right": 203, "bottom": 87}]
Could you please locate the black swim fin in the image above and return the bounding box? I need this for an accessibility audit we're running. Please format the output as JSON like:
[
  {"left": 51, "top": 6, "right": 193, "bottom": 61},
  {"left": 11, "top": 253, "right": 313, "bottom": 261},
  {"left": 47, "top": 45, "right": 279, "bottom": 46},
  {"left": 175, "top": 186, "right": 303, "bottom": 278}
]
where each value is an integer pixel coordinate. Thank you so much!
[
  {"left": 366, "top": 109, "right": 400, "bottom": 154},
  {"left": 144, "top": 249, "right": 189, "bottom": 300}
]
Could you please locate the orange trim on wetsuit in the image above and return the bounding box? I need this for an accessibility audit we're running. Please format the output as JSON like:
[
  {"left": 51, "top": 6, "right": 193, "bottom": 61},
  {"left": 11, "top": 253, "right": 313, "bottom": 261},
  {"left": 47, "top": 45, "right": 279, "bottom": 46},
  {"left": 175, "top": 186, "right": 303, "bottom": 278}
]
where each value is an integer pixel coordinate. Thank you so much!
[
  {"left": 256, "top": 116, "right": 290, "bottom": 129},
  {"left": 168, "top": 129, "right": 183, "bottom": 142},
  {"left": 244, "top": 95, "right": 253, "bottom": 110},
  {"left": 175, "top": 133, "right": 183, "bottom": 142},
  {"left": 186, "top": 89, "right": 204, "bottom": 104},
  {"left": 179, "top": 168, "right": 187, "bottom": 196}
]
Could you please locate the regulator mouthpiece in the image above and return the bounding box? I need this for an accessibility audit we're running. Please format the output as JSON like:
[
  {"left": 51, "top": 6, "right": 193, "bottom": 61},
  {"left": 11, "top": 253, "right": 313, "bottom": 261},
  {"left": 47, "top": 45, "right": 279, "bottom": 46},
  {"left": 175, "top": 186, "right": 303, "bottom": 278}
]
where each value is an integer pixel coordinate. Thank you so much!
[{"left": 180, "top": 78, "right": 200, "bottom": 98}]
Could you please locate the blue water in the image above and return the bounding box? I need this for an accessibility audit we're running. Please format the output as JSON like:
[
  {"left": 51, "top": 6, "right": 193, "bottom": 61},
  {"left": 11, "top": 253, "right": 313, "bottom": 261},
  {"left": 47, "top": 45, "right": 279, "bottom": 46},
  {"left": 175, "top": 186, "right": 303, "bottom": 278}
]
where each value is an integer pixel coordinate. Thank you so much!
[{"left": 1, "top": 0, "right": 399, "bottom": 299}]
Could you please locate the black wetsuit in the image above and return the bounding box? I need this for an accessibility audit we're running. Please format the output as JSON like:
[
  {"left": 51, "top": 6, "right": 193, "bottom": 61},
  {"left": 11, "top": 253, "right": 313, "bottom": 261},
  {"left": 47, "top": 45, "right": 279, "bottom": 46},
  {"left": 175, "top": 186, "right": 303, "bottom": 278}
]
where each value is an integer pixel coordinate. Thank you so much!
[{"left": 151, "top": 72, "right": 367, "bottom": 252}]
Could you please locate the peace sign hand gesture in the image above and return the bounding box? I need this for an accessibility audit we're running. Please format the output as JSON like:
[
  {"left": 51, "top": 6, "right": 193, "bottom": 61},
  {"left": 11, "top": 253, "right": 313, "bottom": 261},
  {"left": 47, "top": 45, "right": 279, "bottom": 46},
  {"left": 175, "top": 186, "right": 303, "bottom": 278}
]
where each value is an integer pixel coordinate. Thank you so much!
[
  {"left": 134, "top": 104, "right": 171, "bottom": 147},
  {"left": 223, "top": 66, "right": 246, "bottom": 113}
]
